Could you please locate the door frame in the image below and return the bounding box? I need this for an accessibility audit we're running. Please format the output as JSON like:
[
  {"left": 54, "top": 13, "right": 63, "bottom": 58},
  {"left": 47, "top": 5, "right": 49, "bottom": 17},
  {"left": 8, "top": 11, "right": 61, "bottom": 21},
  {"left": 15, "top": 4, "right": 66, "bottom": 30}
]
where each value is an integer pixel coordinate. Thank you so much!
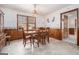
[
  {"left": 62, "top": 15, "right": 68, "bottom": 39},
  {"left": 60, "top": 8, "right": 79, "bottom": 45}
]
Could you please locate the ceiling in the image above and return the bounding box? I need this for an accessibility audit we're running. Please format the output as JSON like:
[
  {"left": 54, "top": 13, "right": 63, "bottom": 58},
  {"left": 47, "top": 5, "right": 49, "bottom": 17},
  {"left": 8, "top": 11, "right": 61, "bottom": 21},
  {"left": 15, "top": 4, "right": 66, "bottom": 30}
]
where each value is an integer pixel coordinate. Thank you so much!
[{"left": 0, "top": 4, "right": 71, "bottom": 16}]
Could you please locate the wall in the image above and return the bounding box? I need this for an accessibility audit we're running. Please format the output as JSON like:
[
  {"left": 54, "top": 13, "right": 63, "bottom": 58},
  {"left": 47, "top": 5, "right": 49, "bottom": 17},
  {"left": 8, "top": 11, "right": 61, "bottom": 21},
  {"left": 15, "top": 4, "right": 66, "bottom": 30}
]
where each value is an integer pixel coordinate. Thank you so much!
[
  {"left": 45, "top": 4, "right": 79, "bottom": 44},
  {"left": 36, "top": 15, "right": 46, "bottom": 28},
  {"left": 0, "top": 7, "right": 45, "bottom": 29},
  {"left": 45, "top": 4, "right": 79, "bottom": 29}
]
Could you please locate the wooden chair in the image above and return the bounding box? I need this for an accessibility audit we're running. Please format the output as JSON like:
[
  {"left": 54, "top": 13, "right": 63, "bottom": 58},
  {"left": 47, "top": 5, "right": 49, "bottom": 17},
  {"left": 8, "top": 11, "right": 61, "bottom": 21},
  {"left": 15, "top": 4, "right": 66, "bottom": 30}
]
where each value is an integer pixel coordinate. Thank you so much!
[
  {"left": 38, "top": 28, "right": 46, "bottom": 45},
  {"left": 39, "top": 27, "right": 50, "bottom": 44},
  {"left": 31, "top": 30, "right": 42, "bottom": 47},
  {"left": 45, "top": 27, "right": 50, "bottom": 43},
  {"left": 4, "top": 29, "right": 11, "bottom": 45},
  {"left": 23, "top": 30, "right": 32, "bottom": 47},
  {"left": 6, "top": 35, "right": 11, "bottom": 45},
  {"left": 40, "top": 31, "right": 46, "bottom": 45}
]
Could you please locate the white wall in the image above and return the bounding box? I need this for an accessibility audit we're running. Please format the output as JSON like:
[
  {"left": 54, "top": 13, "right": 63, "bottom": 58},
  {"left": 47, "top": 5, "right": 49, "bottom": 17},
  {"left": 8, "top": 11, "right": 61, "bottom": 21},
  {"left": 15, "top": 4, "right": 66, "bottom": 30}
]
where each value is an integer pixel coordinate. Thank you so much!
[
  {"left": 0, "top": 7, "right": 45, "bottom": 29},
  {"left": 36, "top": 15, "right": 46, "bottom": 28},
  {"left": 45, "top": 4, "right": 79, "bottom": 29}
]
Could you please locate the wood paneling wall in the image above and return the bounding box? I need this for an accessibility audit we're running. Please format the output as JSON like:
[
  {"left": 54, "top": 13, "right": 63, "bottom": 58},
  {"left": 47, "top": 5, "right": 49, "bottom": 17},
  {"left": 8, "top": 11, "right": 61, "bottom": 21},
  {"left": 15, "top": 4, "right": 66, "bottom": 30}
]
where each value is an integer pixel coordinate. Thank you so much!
[
  {"left": 4, "top": 29, "right": 23, "bottom": 41},
  {"left": 4, "top": 28, "right": 79, "bottom": 45},
  {"left": 49, "top": 28, "right": 62, "bottom": 40},
  {"left": 4, "top": 28, "right": 62, "bottom": 41}
]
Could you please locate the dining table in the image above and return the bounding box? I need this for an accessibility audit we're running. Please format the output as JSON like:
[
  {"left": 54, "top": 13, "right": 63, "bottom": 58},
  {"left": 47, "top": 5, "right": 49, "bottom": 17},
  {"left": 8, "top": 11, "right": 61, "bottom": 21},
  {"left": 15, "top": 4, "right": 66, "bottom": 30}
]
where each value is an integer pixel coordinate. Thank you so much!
[
  {"left": 23, "top": 29, "right": 49, "bottom": 46},
  {"left": 24, "top": 30, "right": 47, "bottom": 37},
  {"left": 24, "top": 30, "right": 38, "bottom": 40}
]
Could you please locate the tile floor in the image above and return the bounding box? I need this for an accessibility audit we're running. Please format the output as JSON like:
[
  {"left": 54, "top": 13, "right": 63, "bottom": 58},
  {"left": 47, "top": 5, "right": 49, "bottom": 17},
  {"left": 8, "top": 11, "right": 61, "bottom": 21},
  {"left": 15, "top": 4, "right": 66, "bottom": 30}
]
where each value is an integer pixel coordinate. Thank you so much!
[{"left": 0, "top": 38, "right": 79, "bottom": 55}]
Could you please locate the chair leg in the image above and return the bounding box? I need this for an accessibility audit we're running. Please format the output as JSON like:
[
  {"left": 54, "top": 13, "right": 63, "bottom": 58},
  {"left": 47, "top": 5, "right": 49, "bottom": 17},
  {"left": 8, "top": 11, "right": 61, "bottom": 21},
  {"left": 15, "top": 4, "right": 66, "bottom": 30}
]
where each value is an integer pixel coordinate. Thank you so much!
[
  {"left": 41, "top": 38, "right": 43, "bottom": 44},
  {"left": 44, "top": 36, "right": 46, "bottom": 44},
  {"left": 30, "top": 37, "right": 32, "bottom": 46},
  {"left": 23, "top": 42, "right": 25, "bottom": 47},
  {"left": 23, "top": 40, "right": 26, "bottom": 47},
  {"left": 37, "top": 39, "right": 40, "bottom": 47},
  {"left": 6, "top": 38, "right": 10, "bottom": 45},
  {"left": 42, "top": 36, "right": 46, "bottom": 45},
  {"left": 37, "top": 42, "right": 39, "bottom": 47},
  {"left": 32, "top": 38, "right": 35, "bottom": 46},
  {"left": 47, "top": 36, "right": 49, "bottom": 43},
  {"left": 8, "top": 39, "right": 10, "bottom": 45}
]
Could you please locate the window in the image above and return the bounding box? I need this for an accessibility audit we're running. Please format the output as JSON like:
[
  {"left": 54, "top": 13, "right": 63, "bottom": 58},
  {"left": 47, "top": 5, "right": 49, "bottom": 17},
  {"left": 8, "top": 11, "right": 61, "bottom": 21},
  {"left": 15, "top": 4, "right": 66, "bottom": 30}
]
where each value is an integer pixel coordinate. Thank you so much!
[
  {"left": 28, "top": 16, "right": 36, "bottom": 30},
  {"left": 17, "top": 14, "right": 36, "bottom": 31}
]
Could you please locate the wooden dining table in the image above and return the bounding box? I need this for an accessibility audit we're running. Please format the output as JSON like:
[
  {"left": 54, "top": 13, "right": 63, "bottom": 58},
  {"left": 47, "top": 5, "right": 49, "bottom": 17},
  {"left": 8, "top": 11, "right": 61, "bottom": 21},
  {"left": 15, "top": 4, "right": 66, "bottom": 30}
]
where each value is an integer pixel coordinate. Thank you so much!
[
  {"left": 23, "top": 30, "right": 39, "bottom": 46},
  {"left": 24, "top": 30, "right": 38, "bottom": 38},
  {"left": 24, "top": 30, "right": 38, "bottom": 37},
  {"left": 24, "top": 30, "right": 47, "bottom": 37},
  {"left": 23, "top": 29, "right": 49, "bottom": 46},
  {"left": 24, "top": 30, "right": 37, "bottom": 34}
]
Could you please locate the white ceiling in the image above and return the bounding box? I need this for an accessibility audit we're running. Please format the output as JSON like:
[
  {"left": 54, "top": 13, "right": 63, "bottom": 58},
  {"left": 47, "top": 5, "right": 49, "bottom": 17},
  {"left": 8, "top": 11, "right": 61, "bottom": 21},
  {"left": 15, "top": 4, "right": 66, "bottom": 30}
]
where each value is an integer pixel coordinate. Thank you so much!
[{"left": 0, "top": 4, "right": 71, "bottom": 16}]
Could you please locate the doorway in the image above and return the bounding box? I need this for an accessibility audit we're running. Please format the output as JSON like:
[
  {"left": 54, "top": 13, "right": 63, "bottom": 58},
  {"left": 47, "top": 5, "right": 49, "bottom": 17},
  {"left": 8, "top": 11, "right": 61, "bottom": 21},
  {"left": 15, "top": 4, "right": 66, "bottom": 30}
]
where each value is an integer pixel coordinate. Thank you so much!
[{"left": 61, "top": 8, "right": 78, "bottom": 45}]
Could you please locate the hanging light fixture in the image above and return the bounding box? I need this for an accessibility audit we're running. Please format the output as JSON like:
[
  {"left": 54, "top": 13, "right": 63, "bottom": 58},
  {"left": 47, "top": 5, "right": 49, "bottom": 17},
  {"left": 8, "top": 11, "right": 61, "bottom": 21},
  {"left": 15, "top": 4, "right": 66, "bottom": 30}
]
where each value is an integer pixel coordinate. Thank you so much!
[{"left": 32, "top": 4, "right": 38, "bottom": 17}]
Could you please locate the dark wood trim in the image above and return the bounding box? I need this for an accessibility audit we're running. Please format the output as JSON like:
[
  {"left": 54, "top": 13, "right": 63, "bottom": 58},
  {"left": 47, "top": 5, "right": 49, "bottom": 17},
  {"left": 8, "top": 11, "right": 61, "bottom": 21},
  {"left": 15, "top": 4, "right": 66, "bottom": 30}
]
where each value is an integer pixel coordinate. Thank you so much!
[
  {"left": 26, "top": 16, "right": 28, "bottom": 30},
  {"left": 60, "top": 13, "right": 62, "bottom": 40},
  {"left": 17, "top": 14, "right": 18, "bottom": 30},
  {"left": 77, "top": 8, "right": 79, "bottom": 46},
  {"left": 3, "top": 14, "right": 4, "bottom": 32},
  {"left": 60, "top": 13, "right": 62, "bottom": 29},
  {"left": 61, "top": 8, "right": 78, "bottom": 14},
  {"left": 35, "top": 17, "right": 36, "bottom": 29},
  {"left": 27, "top": 16, "right": 28, "bottom": 30}
]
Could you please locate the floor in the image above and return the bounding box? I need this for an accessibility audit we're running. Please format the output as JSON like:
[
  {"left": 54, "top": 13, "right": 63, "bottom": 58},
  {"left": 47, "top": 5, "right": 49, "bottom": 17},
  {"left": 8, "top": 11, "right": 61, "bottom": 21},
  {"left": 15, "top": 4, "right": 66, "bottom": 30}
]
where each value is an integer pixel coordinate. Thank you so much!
[
  {"left": 63, "top": 35, "right": 77, "bottom": 44},
  {"left": 1, "top": 38, "right": 79, "bottom": 55}
]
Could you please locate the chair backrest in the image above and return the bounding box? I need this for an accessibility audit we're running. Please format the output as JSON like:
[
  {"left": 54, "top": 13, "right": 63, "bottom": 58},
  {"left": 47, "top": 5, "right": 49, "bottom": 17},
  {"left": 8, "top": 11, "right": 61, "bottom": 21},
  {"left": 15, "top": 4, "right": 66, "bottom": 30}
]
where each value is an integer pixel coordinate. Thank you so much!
[
  {"left": 36, "top": 30, "right": 42, "bottom": 37},
  {"left": 22, "top": 29, "right": 31, "bottom": 39},
  {"left": 4, "top": 29, "right": 11, "bottom": 36},
  {"left": 38, "top": 27, "right": 45, "bottom": 30},
  {"left": 22, "top": 29, "right": 26, "bottom": 39}
]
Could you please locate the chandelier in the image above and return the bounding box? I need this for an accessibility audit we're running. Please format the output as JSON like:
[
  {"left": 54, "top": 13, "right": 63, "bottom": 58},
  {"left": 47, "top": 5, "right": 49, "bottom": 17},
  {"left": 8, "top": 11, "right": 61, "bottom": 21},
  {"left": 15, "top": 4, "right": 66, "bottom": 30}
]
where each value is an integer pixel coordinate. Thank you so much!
[{"left": 32, "top": 4, "right": 38, "bottom": 17}]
